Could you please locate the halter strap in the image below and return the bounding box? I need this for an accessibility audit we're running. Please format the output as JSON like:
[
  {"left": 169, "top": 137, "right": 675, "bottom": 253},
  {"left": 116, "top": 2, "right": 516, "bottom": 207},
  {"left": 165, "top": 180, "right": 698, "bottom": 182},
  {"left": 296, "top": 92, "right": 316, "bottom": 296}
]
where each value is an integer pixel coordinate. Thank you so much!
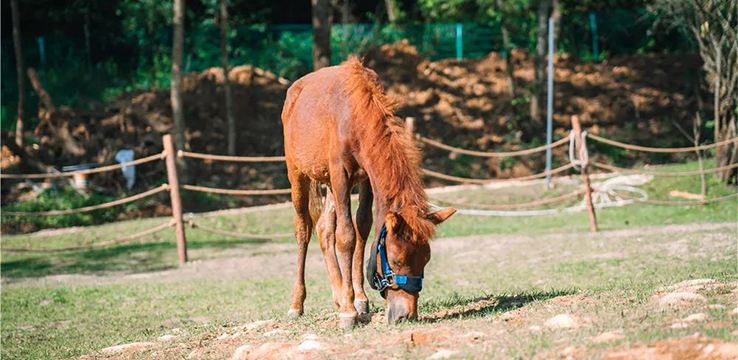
[{"left": 368, "top": 224, "right": 424, "bottom": 294}]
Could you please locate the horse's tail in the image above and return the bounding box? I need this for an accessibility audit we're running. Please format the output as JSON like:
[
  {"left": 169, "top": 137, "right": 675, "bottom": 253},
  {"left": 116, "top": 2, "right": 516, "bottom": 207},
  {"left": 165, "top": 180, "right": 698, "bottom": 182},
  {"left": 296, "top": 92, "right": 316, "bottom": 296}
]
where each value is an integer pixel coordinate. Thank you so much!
[{"left": 308, "top": 179, "right": 323, "bottom": 231}]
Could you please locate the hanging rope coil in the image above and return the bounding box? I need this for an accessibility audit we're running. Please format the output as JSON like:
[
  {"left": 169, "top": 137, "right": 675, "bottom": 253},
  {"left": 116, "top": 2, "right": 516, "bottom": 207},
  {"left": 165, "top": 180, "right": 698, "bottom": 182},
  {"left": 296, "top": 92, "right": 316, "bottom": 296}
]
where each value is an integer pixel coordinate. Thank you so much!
[{"left": 568, "top": 131, "right": 589, "bottom": 170}]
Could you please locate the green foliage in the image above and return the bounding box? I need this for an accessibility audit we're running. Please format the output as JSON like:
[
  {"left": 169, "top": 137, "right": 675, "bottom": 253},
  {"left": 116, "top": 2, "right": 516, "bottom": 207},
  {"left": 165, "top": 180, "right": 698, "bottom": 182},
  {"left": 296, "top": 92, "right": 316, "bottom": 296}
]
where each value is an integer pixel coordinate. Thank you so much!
[{"left": 1, "top": 187, "right": 129, "bottom": 230}]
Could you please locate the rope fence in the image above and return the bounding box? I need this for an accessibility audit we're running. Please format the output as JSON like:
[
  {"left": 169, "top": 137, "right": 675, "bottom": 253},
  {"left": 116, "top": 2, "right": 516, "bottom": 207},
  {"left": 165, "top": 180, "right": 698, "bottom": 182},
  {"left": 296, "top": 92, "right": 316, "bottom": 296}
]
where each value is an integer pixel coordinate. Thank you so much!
[
  {"left": 3, "top": 220, "right": 174, "bottom": 253},
  {"left": 3, "top": 119, "right": 737, "bottom": 258},
  {"left": 587, "top": 133, "right": 738, "bottom": 153},
  {"left": 181, "top": 184, "right": 292, "bottom": 196},
  {"left": 2, "top": 184, "right": 169, "bottom": 216},
  {"left": 0, "top": 152, "right": 165, "bottom": 179},
  {"left": 178, "top": 150, "right": 286, "bottom": 163},
  {"left": 186, "top": 219, "right": 292, "bottom": 240},
  {"left": 419, "top": 135, "right": 570, "bottom": 157}
]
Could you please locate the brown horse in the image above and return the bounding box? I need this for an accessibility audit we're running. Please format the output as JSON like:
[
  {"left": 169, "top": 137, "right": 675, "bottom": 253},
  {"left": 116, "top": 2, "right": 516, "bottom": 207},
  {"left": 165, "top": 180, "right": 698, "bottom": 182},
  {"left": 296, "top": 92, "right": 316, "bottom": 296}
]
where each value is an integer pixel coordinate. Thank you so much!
[{"left": 281, "top": 56, "right": 455, "bottom": 329}]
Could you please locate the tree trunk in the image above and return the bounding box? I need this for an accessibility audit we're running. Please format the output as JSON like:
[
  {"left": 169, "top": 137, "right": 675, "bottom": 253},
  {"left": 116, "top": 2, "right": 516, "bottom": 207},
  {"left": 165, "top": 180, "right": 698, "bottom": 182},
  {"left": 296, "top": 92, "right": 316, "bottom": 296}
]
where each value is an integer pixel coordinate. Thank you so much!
[
  {"left": 530, "top": 0, "right": 550, "bottom": 126},
  {"left": 496, "top": 0, "right": 515, "bottom": 97},
  {"left": 311, "top": 0, "right": 332, "bottom": 70},
  {"left": 220, "top": 0, "right": 236, "bottom": 155},
  {"left": 171, "top": 0, "right": 186, "bottom": 162},
  {"left": 385, "top": 0, "right": 397, "bottom": 23},
  {"left": 11, "top": 0, "right": 25, "bottom": 146}
]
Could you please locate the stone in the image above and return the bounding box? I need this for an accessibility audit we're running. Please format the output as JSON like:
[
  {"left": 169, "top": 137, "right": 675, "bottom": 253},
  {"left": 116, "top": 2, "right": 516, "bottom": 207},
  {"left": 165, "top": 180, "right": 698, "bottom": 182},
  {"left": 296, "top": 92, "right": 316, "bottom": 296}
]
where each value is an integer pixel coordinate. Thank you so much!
[
  {"left": 657, "top": 292, "right": 707, "bottom": 308},
  {"left": 298, "top": 339, "right": 322, "bottom": 352},
  {"left": 427, "top": 349, "right": 457, "bottom": 359},
  {"left": 101, "top": 342, "right": 156, "bottom": 355},
  {"left": 262, "top": 329, "right": 288, "bottom": 337},
  {"left": 231, "top": 344, "right": 252, "bottom": 360},
  {"left": 682, "top": 313, "right": 707, "bottom": 322},
  {"left": 591, "top": 330, "right": 624, "bottom": 344},
  {"left": 158, "top": 334, "right": 177, "bottom": 342},
  {"left": 544, "top": 314, "right": 578, "bottom": 329}
]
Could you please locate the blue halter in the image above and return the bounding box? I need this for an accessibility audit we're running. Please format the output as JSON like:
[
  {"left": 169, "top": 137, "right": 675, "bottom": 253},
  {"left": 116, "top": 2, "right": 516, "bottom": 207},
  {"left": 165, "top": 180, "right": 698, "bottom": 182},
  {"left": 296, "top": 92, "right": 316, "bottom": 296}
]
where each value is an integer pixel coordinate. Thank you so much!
[{"left": 368, "top": 225, "right": 424, "bottom": 294}]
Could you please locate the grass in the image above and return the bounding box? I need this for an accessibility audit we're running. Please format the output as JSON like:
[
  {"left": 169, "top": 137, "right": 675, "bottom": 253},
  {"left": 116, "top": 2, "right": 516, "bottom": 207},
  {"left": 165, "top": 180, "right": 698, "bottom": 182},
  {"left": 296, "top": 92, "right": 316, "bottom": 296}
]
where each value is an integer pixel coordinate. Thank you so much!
[{"left": 1, "top": 160, "right": 737, "bottom": 359}]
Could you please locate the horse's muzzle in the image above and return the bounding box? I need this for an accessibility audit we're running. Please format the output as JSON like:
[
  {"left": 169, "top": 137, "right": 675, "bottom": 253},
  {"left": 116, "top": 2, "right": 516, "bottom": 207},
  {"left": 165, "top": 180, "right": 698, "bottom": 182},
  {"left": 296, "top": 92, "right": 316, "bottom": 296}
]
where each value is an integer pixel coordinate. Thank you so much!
[{"left": 386, "top": 292, "right": 418, "bottom": 323}]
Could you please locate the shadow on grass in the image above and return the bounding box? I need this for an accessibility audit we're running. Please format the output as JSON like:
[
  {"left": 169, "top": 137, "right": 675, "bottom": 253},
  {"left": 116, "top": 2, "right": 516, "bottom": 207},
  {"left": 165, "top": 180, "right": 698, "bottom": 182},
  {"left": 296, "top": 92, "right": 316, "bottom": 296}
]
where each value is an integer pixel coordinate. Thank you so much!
[
  {"left": 420, "top": 289, "right": 575, "bottom": 323},
  {"left": 1, "top": 236, "right": 286, "bottom": 279}
]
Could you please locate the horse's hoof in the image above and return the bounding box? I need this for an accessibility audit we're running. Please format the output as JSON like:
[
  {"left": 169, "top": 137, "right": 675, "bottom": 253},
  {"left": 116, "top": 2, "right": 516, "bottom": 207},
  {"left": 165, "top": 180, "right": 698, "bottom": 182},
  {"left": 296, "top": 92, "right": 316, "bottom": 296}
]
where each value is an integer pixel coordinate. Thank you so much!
[
  {"left": 354, "top": 299, "right": 369, "bottom": 315},
  {"left": 287, "top": 308, "right": 303, "bottom": 320},
  {"left": 338, "top": 313, "right": 357, "bottom": 329}
]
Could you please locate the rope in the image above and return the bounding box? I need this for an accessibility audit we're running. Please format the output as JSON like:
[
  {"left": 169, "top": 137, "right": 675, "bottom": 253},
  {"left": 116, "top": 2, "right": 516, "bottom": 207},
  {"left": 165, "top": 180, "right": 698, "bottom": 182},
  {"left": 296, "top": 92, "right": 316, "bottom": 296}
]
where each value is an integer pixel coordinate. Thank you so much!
[
  {"left": 0, "top": 152, "right": 166, "bottom": 179},
  {"left": 187, "top": 220, "right": 292, "bottom": 240},
  {"left": 588, "top": 134, "right": 738, "bottom": 153},
  {"left": 181, "top": 184, "right": 292, "bottom": 196},
  {"left": 2, "top": 184, "right": 169, "bottom": 216},
  {"left": 623, "top": 192, "right": 738, "bottom": 206},
  {"left": 591, "top": 161, "right": 738, "bottom": 177},
  {"left": 2, "top": 220, "right": 174, "bottom": 253},
  {"left": 178, "top": 150, "right": 286, "bottom": 163},
  {"left": 422, "top": 163, "right": 575, "bottom": 184},
  {"left": 430, "top": 189, "right": 584, "bottom": 210},
  {"left": 568, "top": 131, "right": 589, "bottom": 170},
  {"left": 418, "top": 135, "right": 570, "bottom": 158}
]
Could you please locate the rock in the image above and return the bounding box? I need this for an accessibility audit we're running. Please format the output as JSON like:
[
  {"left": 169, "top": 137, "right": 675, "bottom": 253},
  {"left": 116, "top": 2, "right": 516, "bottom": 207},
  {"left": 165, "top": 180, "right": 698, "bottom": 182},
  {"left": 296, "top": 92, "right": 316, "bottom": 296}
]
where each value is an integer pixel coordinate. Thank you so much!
[
  {"left": 231, "top": 344, "right": 252, "bottom": 360},
  {"left": 591, "top": 330, "right": 624, "bottom": 344},
  {"left": 528, "top": 325, "right": 542, "bottom": 333},
  {"left": 656, "top": 292, "right": 707, "bottom": 308},
  {"left": 660, "top": 279, "right": 716, "bottom": 293},
  {"left": 464, "top": 331, "right": 485, "bottom": 341},
  {"left": 302, "top": 333, "right": 318, "bottom": 341},
  {"left": 670, "top": 322, "right": 690, "bottom": 329},
  {"left": 427, "top": 349, "right": 457, "bottom": 359},
  {"left": 238, "top": 319, "right": 274, "bottom": 331},
  {"left": 730, "top": 307, "right": 738, "bottom": 317},
  {"left": 682, "top": 313, "right": 707, "bottom": 322},
  {"left": 101, "top": 342, "right": 156, "bottom": 355},
  {"left": 544, "top": 314, "right": 578, "bottom": 329},
  {"left": 263, "top": 329, "right": 288, "bottom": 337},
  {"left": 298, "top": 339, "right": 322, "bottom": 352},
  {"left": 158, "top": 334, "right": 177, "bottom": 342},
  {"left": 707, "top": 304, "right": 726, "bottom": 310}
]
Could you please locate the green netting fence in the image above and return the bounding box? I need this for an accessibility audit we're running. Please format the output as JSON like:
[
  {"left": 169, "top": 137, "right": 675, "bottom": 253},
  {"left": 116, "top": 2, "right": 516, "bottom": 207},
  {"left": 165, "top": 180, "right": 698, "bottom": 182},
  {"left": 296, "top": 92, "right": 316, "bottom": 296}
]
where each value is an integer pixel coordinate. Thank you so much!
[{"left": 1, "top": 8, "right": 691, "bottom": 129}]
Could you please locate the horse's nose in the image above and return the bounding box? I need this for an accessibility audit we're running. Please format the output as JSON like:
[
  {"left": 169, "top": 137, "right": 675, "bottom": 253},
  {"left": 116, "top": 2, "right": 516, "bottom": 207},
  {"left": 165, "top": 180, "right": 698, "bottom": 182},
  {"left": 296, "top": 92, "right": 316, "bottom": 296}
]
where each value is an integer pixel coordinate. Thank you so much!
[{"left": 386, "top": 300, "right": 417, "bottom": 323}]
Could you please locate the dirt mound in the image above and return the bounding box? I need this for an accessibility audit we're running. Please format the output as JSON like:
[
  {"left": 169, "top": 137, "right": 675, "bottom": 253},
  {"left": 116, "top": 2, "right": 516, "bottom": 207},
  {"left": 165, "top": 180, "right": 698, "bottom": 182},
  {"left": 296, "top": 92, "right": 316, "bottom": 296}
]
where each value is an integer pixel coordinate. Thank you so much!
[{"left": 2, "top": 41, "right": 704, "bottom": 231}]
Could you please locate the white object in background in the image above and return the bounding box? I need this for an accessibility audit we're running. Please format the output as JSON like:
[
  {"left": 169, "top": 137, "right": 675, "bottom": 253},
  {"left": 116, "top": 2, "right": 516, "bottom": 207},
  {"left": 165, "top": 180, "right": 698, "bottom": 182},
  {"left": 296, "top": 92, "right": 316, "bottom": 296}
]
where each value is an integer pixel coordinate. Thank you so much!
[{"left": 115, "top": 149, "right": 136, "bottom": 190}]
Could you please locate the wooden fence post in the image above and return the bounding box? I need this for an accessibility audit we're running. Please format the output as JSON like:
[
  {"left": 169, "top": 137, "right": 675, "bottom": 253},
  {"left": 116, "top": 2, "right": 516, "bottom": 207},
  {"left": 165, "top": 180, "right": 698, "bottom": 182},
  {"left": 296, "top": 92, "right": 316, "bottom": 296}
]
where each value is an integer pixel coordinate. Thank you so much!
[
  {"left": 163, "top": 134, "right": 188, "bottom": 264},
  {"left": 571, "top": 116, "right": 598, "bottom": 232},
  {"left": 405, "top": 117, "right": 415, "bottom": 136}
]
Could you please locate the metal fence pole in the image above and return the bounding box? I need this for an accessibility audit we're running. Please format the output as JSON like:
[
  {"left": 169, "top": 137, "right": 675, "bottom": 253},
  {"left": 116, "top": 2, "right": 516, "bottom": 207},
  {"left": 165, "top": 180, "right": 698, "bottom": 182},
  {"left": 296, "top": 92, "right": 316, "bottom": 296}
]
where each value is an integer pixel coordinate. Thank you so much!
[
  {"left": 545, "top": 16, "right": 555, "bottom": 189},
  {"left": 163, "top": 134, "right": 188, "bottom": 264},
  {"left": 455, "top": 23, "right": 463, "bottom": 60}
]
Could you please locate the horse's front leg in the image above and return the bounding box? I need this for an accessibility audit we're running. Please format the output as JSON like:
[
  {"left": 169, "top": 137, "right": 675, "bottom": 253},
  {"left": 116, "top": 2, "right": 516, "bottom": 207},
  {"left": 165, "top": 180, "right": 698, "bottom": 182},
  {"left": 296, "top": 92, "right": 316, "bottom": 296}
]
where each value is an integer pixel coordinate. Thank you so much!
[
  {"left": 329, "top": 167, "right": 357, "bottom": 329},
  {"left": 352, "top": 181, "right": 373, "bottom": 318}
]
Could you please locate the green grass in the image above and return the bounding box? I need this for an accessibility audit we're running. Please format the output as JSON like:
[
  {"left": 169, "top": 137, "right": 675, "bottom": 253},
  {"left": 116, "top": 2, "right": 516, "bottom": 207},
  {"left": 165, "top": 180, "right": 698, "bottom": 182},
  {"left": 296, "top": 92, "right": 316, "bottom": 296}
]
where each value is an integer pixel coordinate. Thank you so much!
[{"left": 1, "top": 160, "right": 736, "bottom": 359}]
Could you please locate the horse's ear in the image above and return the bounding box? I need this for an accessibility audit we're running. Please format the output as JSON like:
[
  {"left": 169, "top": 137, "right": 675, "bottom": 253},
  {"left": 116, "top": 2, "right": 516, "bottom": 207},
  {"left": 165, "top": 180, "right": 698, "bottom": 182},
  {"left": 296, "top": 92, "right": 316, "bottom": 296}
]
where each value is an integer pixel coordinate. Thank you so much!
[
  {"left": 427, "top": 207, "right": 457, "bottom": 225},
  {"left": 385, "top": 212, "right": 400, "bottom": 234}
]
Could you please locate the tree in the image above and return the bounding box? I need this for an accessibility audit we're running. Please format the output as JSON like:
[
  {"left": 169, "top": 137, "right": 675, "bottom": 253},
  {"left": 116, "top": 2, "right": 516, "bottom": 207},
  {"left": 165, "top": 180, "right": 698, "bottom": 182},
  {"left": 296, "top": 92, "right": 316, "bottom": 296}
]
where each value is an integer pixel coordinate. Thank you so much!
[
  {"left": 219, "top": 0, "right": 236, "bottom": 155},
  {"left": 311, "top": 0, "right": 332, "bottom": 70},
  {"left": 651, "top": 0, "right": 738, "bottom": 182},
  {"left": 11, "top": 0, "right": 25, "bottom": 146},
  {"left": 171, "top": 0, "right": 186, "bottom": 157},
  {"left": 530, "top": 0, "right": 551, "bottom": 127}
]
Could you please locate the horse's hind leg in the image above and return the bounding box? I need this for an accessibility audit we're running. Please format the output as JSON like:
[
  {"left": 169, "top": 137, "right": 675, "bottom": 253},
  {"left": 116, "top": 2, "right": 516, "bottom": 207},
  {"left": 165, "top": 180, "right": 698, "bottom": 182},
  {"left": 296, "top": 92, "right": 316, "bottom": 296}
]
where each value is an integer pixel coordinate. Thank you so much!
[
  {"left": 316, "top": 191, "right": 342, "bottom": 310},
  {"left": 287, "top": 174, "right": 313, "bottom": 319},
  {"left": 352, "top": 181, "right": 373, "bottom": 318},
  {"left": 329, "top": 165, "right": 358, "bottom": 329}
]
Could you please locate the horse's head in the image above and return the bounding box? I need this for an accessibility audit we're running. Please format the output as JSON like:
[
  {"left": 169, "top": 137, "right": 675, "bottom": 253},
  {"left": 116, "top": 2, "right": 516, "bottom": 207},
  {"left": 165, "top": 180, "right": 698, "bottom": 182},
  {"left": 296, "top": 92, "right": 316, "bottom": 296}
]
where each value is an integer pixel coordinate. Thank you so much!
[{"left": 367, "top": 207, "right": 456, "bottom": 323}]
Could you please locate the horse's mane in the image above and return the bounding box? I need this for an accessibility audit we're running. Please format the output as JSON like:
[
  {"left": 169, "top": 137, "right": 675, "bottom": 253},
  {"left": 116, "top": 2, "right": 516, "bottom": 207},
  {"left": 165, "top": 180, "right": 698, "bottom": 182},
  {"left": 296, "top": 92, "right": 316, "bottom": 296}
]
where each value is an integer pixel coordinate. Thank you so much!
[{"left": 343, "top": 56, "right": 434, "bottom": 243}]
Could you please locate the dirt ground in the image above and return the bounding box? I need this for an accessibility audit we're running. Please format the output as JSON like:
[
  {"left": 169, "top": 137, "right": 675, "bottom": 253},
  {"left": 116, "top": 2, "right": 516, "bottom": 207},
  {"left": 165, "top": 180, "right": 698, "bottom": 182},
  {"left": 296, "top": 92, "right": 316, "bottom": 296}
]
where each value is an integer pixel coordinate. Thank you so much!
[{"left": 8, "top": 221, "right": 733, "bottom": 360}]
